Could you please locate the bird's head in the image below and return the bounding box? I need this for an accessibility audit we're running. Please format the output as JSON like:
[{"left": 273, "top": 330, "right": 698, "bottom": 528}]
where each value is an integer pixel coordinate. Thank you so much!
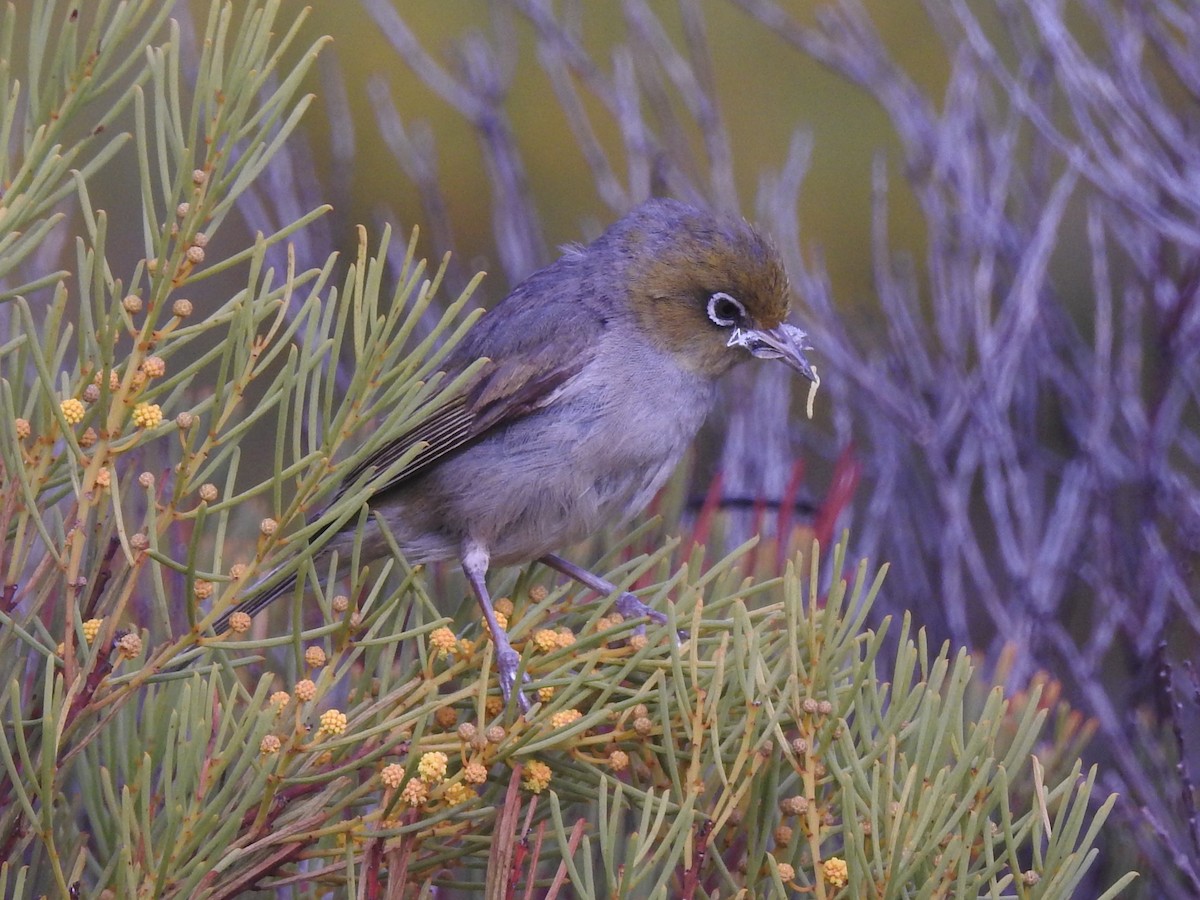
[{"left": 606, "top": 198, "right": 815, "bottom": 381}]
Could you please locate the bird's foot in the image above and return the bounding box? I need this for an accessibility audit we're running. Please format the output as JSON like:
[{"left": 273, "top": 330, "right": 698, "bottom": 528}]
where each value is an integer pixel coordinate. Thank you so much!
[
  {"left": 495, "top": 643, "right": 531, "bottom": 714},
  {"left": 615, "top": 591, "right": 667, "bottom": 624},
  {"left": 615, "top": 591, "right": 687, "bottom": 644}
]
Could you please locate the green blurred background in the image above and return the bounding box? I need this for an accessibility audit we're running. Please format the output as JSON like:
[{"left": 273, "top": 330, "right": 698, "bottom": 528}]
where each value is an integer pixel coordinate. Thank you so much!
[{"left": 282, "top": 0, "right": 944, "bottom": 307}]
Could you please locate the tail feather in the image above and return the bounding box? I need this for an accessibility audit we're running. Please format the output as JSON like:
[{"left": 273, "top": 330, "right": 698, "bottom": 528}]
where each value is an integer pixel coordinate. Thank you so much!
[
  {"left": 210, "top": 570, "right": 299, "bottom": 635},
  {"left": 209, "top": 513, "right": 348, "bottom": 635}
]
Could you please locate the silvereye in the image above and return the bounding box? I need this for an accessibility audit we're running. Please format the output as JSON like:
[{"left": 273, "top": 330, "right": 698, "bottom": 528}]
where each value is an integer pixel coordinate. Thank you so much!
[{"left": 213, "top": 198, "right": 815, "bottom": 708}]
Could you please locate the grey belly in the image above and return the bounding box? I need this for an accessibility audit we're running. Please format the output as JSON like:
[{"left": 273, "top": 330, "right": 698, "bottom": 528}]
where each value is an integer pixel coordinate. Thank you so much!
[{"left": 360, "top": 368, "right": 715, "bottom": 567}]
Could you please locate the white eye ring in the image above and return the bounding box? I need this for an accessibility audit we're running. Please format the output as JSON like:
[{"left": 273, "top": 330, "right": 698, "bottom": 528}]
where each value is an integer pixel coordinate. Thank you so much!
[{"left": 707, "top": 292, "right": 745, "bottom": 327}]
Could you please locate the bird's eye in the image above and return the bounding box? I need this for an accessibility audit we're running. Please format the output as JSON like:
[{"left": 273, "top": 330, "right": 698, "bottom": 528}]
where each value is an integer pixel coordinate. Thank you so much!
[{"left": 707, "top": 292, "right": 745, "bottom": 327}]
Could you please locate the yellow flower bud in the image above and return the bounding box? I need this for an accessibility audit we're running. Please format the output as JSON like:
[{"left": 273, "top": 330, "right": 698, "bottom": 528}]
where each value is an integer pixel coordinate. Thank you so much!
[
  {"left": 260, "top": 734, "right": 282, "bottom": 754},
  {"left": 60, "top": 398, "right": 85, "bottom": 425},
  {"left": 132, "top": 402, "right": 163, "bottom": 429},
  {"left": 318, "top": 709, "right": 348, "bottom": 736},
  {"left": 115, "top": 632, "right": 143, "bottom": 659},
  {"left": 294, "top": 679, "right": 317, "bottom": 702},
  {"left": 522, "top": 760, "right": 552, "bottom": 794},
  {"left": 417, "top": 751, "right": 449, "bottom": 784},
  {"left": 304, "top": 645, "right": 327, "bottom": 668}
]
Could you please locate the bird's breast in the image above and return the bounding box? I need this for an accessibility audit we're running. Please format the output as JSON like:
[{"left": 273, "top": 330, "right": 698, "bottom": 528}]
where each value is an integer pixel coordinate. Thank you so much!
[{"left": 387, "top": 338, "right": 717, "bottom": 566}]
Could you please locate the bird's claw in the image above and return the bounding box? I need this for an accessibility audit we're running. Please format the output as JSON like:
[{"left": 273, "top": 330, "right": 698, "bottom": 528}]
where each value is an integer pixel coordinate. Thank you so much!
[
  {"left": 495, "top": 646, "right": 532, "bottom": 714},
  {"left": 615, "top": 591, "right": 667, "bottom": 624},
  {"left": 615, "top": 591, "right": 687, "bottom": 645}
]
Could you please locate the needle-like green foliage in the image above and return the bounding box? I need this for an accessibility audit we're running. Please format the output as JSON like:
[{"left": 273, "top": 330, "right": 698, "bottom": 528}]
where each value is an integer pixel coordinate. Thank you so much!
[{"left": 0, "top": 2, "right": 1135, "bottom": 897}]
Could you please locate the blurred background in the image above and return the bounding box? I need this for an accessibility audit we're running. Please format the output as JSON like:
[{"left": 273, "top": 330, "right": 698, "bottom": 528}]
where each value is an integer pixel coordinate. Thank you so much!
[{"left": 67, "top": 1, "right": 1200, "bottom": 895}]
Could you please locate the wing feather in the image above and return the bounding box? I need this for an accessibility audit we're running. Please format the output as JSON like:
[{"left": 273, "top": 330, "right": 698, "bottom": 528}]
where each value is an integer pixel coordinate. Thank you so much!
[
  {"left": 340, "top": 254, "right": 604, "bottom": 498},
  {"left": 337, "top": 347, "right": 588, "bottom": 498}
]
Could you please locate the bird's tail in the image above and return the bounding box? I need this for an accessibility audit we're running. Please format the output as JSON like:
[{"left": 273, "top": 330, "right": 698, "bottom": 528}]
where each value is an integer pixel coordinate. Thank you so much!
[
  {"left": 209, "top": 511, "right": 351, "bottom": 635},
  {"left": 209, "top": 569, "right": 299, "bottom": 636}
]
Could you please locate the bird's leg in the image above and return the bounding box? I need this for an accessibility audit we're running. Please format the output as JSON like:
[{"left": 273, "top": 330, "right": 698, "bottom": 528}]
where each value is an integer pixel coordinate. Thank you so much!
[
  {"left": 462, "top": 539, "right": 529, "bottom": 713},
  {"left": 538, "top": 553, "right": 668, "bottom": 626}
]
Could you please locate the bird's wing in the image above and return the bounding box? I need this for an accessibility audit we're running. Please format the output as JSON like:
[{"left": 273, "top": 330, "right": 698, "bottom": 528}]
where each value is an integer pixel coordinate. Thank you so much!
[
  {"left": 337, "top": 353, "right": 581, "bottom": 498},
  {"left": 337, "top": 289, "right": 600, "bottom": 499}
]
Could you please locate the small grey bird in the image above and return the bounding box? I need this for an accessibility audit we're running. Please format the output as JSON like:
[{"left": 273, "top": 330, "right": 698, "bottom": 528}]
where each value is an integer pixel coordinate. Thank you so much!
[{"left": 212, "top": 198, "right": 815, "bottom": 708}]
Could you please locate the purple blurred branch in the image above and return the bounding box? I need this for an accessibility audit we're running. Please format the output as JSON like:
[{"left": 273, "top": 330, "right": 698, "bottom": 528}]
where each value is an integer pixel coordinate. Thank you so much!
[
  {"left": 346, "top": 2, "right": 1199, "bottom": 892},
  {"left": 362, "top": 0, "right": 546, "bottom": 283}
]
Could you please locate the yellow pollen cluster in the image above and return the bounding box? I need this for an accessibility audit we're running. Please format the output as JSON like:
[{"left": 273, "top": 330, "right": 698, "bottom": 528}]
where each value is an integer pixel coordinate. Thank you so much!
[
  {"left": 463, "top": 762, "right": 488, "bottom": 784},
  {"left": 777, "top": 862, "right": 796, "bottom": 882},
  {"left": 61, "top": 399, "right": 85, "bottom": 425},
  {"left": 532, "top": 629, "right": 559, "bottom": 652},
  {"left": 305, "top": 645, "right": 327, "bottom": 668},
  {"left": 522, "top": 760, "right": 552, "bottom": 794},
  {"left": 132, "top": 402, "right": 162, "bottom": 428},
  {"left": 822, "top": 857, "right": 848, "bottom": 888},
  {"left": 494, "top": 597, "right": 514, "bottom": 616},
  {"left": 444, "top": 782, "right": 473, "bottom": 805},
  {"left": 115, "top": 632, "right": 143, "bottom": 659},
  {"left": 94, "top": 467, "right": 111, "bottom": 489},
  {"left": 608, "top": 749, "right": 629, "bottom": 771},
  {"left": 417, "top": 751, "right": 449, "bottom": 784},
  {"left": 555, "top": 627, "right": 576, "bottom": 648},
  {"left": 400, "top": 779, "right": 428, "bottom": 807},
  {"left": 380, "top": 763, "right": 405, "bottom": 789},
  {"left": 318, "top": 709, "right": 348, "bottom": 736},
  {"left": 269, "top": 691, "right": 290, "bottom": 709},
  {"left": 260, "top": 734, "right": 282, "bottom": 754},
  {"left": 429, "top": 626, "right": 457, "bottom": 658},
  {"left": 14, "top": 418, "right": 30, "bottom": 440},
  {"left": 140, "top": 356, "right": 166, "bottom": 378},
  {"left": 193, "top": 580, "right": 213, "bottom": 600},
  {"left": 550, "top": 709, "right": 583, "bottom": 729},
  {"left": 82, "top": 618, "right": 104, "bottom": 642},
  {"left": 294, "top": 679, "right": 317, "bottom": 702},
  {"left": 228, "top": 611, "right": 252, "bottom": 633}
]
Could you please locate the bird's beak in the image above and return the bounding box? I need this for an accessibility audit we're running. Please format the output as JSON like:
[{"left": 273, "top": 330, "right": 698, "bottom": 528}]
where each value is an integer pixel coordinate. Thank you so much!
[{"left": 728, "top": 323, "right": 816, "bottom": 381}]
